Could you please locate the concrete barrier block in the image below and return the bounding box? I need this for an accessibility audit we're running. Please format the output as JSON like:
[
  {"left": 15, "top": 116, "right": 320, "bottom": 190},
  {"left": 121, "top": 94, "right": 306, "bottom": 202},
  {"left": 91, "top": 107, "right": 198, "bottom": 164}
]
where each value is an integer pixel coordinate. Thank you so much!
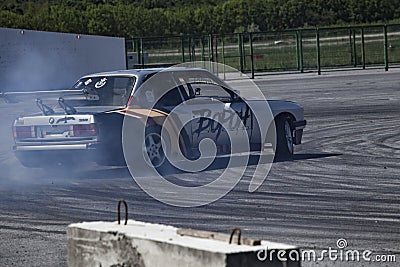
[{"left": 67, "top": 220, "right": 300, "bottom": 267}]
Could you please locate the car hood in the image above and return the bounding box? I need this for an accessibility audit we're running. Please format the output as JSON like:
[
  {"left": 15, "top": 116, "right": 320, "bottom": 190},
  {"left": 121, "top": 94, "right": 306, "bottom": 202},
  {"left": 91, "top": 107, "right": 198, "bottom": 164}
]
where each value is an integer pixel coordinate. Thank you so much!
[{"left": 247, "top": 99, "right": 304, "bottom": 110}]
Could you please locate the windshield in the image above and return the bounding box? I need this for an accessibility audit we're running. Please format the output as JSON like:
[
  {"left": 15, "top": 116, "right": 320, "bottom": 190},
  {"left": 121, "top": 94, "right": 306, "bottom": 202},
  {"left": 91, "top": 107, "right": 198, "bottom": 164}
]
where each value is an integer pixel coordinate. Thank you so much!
[{"left": 63, "top": 76, "right": 135, "bottom": 107}]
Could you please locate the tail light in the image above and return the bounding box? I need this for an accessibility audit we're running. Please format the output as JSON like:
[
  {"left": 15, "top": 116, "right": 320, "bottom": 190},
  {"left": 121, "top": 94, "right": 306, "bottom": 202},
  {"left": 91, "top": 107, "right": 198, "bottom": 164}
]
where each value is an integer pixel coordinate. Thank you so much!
[
  {"left": 72, "top": 123, "right": 97, "bottom": 137},
  {"left": 13, "top": 126, "right": 35, "bottom": 139}
]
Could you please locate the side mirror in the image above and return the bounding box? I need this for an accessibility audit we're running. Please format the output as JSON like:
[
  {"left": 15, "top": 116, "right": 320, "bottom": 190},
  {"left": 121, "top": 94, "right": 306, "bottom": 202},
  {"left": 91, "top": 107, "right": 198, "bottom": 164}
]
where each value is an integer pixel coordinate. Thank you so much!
[{"left": 232, "top": 90, "right": 241, "bottom": 102}]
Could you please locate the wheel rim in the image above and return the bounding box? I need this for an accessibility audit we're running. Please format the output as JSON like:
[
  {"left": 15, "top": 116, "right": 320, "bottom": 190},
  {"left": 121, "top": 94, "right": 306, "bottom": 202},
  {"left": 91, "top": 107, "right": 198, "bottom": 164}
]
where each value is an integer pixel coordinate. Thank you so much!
[
  {"left": 284, "top": 120, "right": 294, "bottom": 154},
  {"left": 144, "top": 132, "right": 165, "bottom": 168}
]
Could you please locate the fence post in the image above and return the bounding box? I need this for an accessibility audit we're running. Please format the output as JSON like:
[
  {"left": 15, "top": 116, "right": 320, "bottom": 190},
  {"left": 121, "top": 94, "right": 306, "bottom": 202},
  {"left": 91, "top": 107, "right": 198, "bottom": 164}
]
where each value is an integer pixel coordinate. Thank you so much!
[
  {"left": 242, "top": 34, "right": 246, "bottom": 70},
  {"left": 352, "top": 29, "right": 357, "bottom": 67},
  {"left": 238, "top": 33, "right": 243, "bottom": 72},
  {"left": 200, "top": 37, "right": 203, "bottom": 61},
  {"left": 140, "top": 38, "right": 144, "bottom": 67},
  {"left": 383, "top": 25, "right": 389, "bottom": 71},
  {"left": 299, "top": 31, "right": 304, "bottom": 73},
  {"left": 215, "top": 35, "right": 219, "bottom": 75},
  {"left": 222, "top": 35, "right": 226, "bottom": 79},
  {"left": 201, "top": 37, "right": 206, "bottom": 68},
  {"left": 188, "top": 36, "right": 192, "bottom": 61},
  {"left": 296, "top": 31, "right": 304, "bottom": 72},
  {"left": 192, "top": 37, "right": 196, "bottom": 61},
  {"left": 222, "top": 35, "right": 226, "bottom": 66},
  {"left": 124, "top": 39, "right": 129, "bottom": 69},
  {"left": 136, "top": 39, "right": 140, "bottom": 65},
  {"left": 361, "top": 27, "right": 366, "bottom": 69},
  {"left": 209, "top": 34, "right": 214, "bottom": 62},
  {"left": 209, "top": 34, "right": 214, "bottom": 71},
  {"left": 316, "top": 28, "right": 321, "bottom": 75},
  {"left": 349, "top": 28, "right": 353, "bottom": 66},
  {"left": 181, "top": 36, "right": 185, "bottom": 63},
  {"left": 296, "top": 31, "right": 300, "bottom": 71},
  {"left": 249, "top": 33, "right": 254, "bottom": 79},
  {"left": 215, "top": 35, "right": 219, "bottom": 63}
]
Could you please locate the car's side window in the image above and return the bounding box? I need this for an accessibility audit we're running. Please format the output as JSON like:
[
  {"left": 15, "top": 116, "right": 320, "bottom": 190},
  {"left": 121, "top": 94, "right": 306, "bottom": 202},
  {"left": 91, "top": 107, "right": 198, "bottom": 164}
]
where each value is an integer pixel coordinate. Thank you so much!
[
  {"left": 134, "top": 72, "right": 182, "bottom": 109},
  {"left": 155, "top": 86, "right": 184, "bottom": 109},
  {"left": 187, "top": 83, "right": 233, "bottom": 102}
]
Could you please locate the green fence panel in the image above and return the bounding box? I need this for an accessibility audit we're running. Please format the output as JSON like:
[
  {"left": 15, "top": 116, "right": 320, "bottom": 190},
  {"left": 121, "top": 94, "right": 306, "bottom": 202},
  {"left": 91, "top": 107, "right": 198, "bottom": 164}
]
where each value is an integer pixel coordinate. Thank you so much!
[
  {"left": 352, "top": 27, "right": 364, "bottom": 67},
  {"left": 247, "top": 32, "right": 298, "bottom": 72},
  {"left": 300, "top": 30, "right": 317, "bottom": 70},
  {"left": 387, "top": 24, "right": 400, "bottom": 66},
  {"left": 363, "top": 26, "right": 385, "bottom": 66},
  {"left": 219, "top": 34, "right": 241, "bottom": 71},
  {"left": 141, "top": 36, "right": 186, "bottom": 65},
  {"left": 319, "top": 28, "right": 352, "bottom": 68},
  {"left": 126, "top": 23, "right": 400, "bottom": 75}
]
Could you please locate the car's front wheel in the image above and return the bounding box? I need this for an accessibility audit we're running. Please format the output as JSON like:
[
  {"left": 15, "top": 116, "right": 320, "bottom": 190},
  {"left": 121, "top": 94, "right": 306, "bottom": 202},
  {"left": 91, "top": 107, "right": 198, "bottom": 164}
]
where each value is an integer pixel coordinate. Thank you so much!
[{"left": 275, "top": 115, "right": 294, "bottom": 160}]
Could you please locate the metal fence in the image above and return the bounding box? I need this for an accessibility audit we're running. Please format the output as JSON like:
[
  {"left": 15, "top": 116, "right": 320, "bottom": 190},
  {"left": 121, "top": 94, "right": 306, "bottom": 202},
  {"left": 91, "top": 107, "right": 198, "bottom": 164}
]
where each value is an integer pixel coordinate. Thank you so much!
[{"left": 126, "top": 24, "right": 400, "bottom": 77}]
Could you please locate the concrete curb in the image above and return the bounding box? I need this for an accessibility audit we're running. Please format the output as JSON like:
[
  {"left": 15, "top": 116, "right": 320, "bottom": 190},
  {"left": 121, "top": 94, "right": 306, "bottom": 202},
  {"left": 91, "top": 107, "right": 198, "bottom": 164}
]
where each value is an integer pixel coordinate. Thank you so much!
[{"left": 67, "top": 220, "right": 301, "bottom": 267}]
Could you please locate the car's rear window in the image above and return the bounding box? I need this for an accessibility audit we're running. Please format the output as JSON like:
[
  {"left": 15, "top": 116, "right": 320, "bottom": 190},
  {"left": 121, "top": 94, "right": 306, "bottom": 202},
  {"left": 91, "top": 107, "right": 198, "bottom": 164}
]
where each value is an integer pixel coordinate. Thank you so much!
[{"left": 67, "top": 76, "right": 135, "bottom": 107}]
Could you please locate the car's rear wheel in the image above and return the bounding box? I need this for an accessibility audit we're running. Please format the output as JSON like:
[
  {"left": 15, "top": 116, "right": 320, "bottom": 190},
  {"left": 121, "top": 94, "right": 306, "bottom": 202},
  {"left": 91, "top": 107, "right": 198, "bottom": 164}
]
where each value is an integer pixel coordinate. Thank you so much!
[
  {"left": 144, "top": 125, "right": 171, "bottom": 171},
  {"left": 275, "top": 115, "right": 294, "bottom": 160}
]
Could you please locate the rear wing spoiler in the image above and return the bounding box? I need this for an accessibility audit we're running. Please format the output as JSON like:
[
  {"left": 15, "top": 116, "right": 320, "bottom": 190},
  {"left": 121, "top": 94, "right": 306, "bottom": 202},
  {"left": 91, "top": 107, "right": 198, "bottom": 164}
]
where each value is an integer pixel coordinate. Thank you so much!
[{"left": 0, "top": 90, "right": 82, "bottom": 103}]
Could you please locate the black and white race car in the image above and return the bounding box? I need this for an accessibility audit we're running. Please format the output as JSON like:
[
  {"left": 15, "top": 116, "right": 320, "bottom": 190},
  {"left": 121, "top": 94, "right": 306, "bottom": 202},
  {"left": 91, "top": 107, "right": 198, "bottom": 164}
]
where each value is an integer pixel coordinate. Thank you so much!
[{"left": 11, "top": 68, "right": 306, "bottom": 169}]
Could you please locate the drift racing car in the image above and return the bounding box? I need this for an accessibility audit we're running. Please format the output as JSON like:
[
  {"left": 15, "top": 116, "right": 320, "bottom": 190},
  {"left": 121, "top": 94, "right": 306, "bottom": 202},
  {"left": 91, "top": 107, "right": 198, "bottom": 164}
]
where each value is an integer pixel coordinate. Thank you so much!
[{"left": 11, "top": 68, "right": 306, "bottom": 168}]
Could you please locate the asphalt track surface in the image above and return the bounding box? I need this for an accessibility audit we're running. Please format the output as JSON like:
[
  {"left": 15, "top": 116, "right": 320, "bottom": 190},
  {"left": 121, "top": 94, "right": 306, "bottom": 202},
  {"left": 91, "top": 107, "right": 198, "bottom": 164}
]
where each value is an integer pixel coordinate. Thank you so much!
[{"left": 0, "top": 69, "right": 399, "bottom": 266}]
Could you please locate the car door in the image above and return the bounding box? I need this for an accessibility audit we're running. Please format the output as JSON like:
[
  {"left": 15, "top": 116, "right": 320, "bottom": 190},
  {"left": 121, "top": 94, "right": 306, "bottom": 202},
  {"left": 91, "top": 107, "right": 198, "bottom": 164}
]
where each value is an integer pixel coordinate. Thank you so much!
[{"left": 180, "top": 81, "right": 252, "bottom": 155}]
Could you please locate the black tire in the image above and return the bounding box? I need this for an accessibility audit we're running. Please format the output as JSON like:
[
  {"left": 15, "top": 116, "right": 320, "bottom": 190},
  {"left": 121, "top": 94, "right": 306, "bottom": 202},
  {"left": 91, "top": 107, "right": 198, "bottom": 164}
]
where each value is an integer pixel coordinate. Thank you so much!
[
  {"left": 144, "top": 125, "right": 172, "bottom": 172},
  {"left": 275, "top": 115, "right": 294, "bottom": 161}
]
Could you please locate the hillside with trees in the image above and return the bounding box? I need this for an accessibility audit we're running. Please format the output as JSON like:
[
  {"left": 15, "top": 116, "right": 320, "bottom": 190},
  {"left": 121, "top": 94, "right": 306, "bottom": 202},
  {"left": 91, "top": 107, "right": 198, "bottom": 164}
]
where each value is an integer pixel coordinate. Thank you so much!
[{"left": 1, "top": 0, "right": 400, "bottom": 37}]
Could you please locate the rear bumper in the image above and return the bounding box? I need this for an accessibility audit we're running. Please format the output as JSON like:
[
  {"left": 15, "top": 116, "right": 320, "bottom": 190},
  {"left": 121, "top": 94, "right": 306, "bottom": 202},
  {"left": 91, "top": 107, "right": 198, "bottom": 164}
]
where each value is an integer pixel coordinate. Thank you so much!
[
  {"left": 13, "top": 143, "right": 98, "bottom": 151},
  {"left": 13, "top": 142, "right": 99, "bottom": 165},
  {"left": 13, "top": 142, "right": 125, "bottom": 166}
]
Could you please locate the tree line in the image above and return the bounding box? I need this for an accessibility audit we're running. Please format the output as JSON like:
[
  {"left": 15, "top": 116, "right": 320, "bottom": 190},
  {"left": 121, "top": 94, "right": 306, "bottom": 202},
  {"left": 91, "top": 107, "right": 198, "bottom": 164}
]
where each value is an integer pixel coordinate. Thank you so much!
[{"left": 1, "top": 0, "right": 400, "bottom": 37}]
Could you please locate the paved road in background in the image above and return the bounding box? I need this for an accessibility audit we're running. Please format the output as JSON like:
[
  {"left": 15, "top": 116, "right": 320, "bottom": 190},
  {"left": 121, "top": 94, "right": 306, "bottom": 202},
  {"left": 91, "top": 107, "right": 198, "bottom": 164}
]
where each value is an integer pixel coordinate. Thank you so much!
[{"left": 0, "top": 69, "right": 399, "bottom": 266}]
